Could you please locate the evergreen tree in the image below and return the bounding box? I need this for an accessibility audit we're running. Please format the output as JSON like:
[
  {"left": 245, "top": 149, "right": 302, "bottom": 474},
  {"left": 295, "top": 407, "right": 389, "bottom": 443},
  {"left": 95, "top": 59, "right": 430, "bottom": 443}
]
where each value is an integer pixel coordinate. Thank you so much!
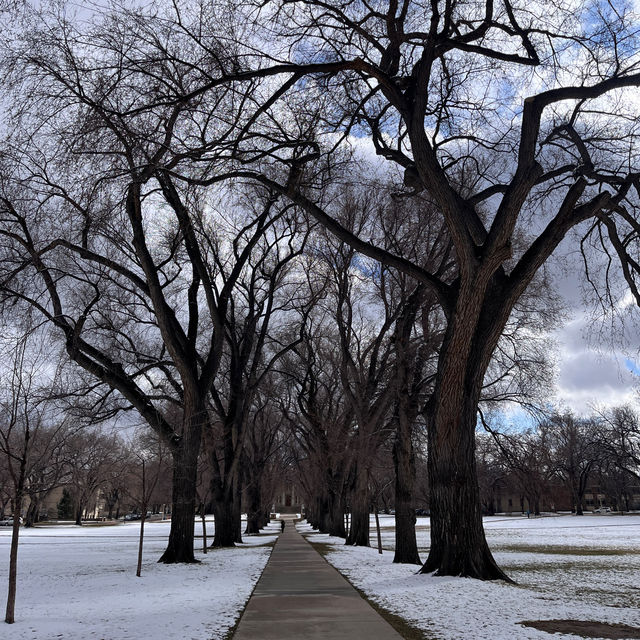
[{"left": 57, "top": 489, "right": 74, "bottom": 520}]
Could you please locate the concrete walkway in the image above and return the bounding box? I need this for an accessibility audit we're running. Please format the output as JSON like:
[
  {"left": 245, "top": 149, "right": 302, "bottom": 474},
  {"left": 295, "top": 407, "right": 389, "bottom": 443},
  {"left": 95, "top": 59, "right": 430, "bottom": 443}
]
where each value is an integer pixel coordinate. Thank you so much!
[{"left": 232, "top": 519, "right": 403, "bottom": 640}]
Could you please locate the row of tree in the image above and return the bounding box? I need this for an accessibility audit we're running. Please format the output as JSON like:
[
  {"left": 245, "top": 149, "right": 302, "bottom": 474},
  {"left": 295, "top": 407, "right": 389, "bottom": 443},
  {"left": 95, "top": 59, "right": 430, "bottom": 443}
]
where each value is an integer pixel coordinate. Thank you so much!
[
  {"left": 479, "top": 407, "right": 640, "bottom": 517},
  {"left": 0, "top": 338, "right": 173, "bottom": 529},
  {"left": 2, "top": 0, "right": 640, "bottom": 586}
]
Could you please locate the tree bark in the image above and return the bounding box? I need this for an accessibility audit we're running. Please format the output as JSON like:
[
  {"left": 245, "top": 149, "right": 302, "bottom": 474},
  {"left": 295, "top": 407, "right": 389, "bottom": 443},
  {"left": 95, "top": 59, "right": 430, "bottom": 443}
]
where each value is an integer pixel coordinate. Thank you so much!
[
  {"left": 393, "top": 428, "right": 421, "bottom": 564},
  {"left": 232, "top": 473, "right": 243, "bottom": 544},
  {"left": 327, "top": 485, "right": 346, "bottom": 538},
  {"left": 136, "top": 512, "right": 146, "bottom": 576},
  {"left": 420, "top": 379, "right": 509, "bottom": 580},
  {"left": 346, "top": 464, "right": 370, "bottom": 546},
  {"left": 158, "top": 451, "right": 199, "bottom": 562},
  {"left": 211, "top": 496, "right": 236, "bottom": 547},
  {"left": 24, "top": 499, "right": 38, "bottom": 528},
  {"left": 408, "top": 260, "right": 522, "bottom": 581},
  {"left": 158, "top": 398, "right": 202, "bottom": 564},
  {"left": 5, "top": 495, "right": 23, "bottom": 623},
  {"left": 310, "top": 490, "right": 330, "bottom": 533},
  {"left": 245, "top": 478, "right": 263, "bottom": 535}
]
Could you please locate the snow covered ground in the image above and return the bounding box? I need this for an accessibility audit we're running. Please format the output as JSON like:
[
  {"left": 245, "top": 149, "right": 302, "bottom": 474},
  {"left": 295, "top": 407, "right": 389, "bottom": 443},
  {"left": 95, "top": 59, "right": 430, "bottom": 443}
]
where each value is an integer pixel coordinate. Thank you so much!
[
  {"left": 4, "top": 513, "right": 638, "bottom": 640},
  {"left": 298, "top": 514, "right": 640, "bottom": 640},
  {"left": 0, "top": 518, "right": 279, "bottom": 640}
]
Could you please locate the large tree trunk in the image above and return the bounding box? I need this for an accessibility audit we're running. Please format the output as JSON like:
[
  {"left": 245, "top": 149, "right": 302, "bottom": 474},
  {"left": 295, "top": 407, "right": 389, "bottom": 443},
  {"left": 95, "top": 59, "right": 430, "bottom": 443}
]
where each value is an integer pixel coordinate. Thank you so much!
[
  {"left": 310, "top": 489, "right": 330, "bottom": 533},
  {"left": 207, "top": 405, "right": 246, "bottom": 545},
  {"left": 327, "top": 483, "right": 346, "bottom": 538},
  {"left": 207, "top": 445, "right": 235, "bottom": 547},
  {"left": 311, "top": 494, "right": 323, "bottom": 530},
  {"left": 245, "top": 477, "right": 263, "bottom": 535},
  {"left": 323, "top": 465, "right": 347, "bottom": 537},
  {"left": 232, "top": 473, "right": 243, "bottom": 544},
  {"left": 415, "top": 269, "right": 516, "bottom": 581},
  {"left": 574, "top": 487, "right": 584, "bottom": 515},
  {"left": 393, "top": 422, "right": 421, "bottom": 564},
  {"left": 390, "top": 290, "right": 423, "bottom": 564},
  {"left": 74, "top": 503, "right": 83, "bottom": 526},
  {"left": 210, "top": 467, "right": 243, "bottom": 546},
  {"left": 420, "top": 376, "right": 508, "bottom": 580},
  {"left": 346, "top": 464, "right": 370, "bottom": 546},
  {"left": 211, "top": 490, "right": 235, "bottom": 547},
  {"left": 24, "top": 498, "right": 39, "bottom": 528},
  {"left": 318, "top": 497, "right": 330, "bottom": 532},
  {"left": 158, "top": 447, "right": 199, "bottom": 562},
  {"left": 158, "top": 398, "right": 202, "bottom": 564}
]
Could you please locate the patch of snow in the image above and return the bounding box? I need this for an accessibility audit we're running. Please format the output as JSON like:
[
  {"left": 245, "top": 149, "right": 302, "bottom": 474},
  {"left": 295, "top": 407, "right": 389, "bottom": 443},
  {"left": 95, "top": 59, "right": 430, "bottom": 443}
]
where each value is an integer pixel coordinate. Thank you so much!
[
  {"left": 298, "top": 515, "right": 640, "bottom": 640},
  {"left": 1, "top": 519, "right": 280, "bottom": 639}
]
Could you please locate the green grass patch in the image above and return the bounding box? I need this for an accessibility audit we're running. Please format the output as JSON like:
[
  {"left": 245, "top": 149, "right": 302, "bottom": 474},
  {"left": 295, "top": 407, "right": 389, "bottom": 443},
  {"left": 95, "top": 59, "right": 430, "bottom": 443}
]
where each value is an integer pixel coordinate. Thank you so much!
[
  {"left": 507, "top": 562, "right": 591, "bottom": 572},
  {"left": 305, "top": 540, "right": 336, "bottom": 557},
  {"left": 572, "top": 586, "right": 640, "bottom": 603},
  {"left": 38, "top": 520, "right": 124, "bottom": 528},
  {"left": 352, "top": 590, "right": 439, "bottom": 640},
  {"left": 199, "top": 540, "right": 277, "bottom": 551},
  {"left": 496, "top": 544, "right": 636, "bottom": 556},
  {"left": 239, "top": 540, "right": 277, "bottom": 549}
]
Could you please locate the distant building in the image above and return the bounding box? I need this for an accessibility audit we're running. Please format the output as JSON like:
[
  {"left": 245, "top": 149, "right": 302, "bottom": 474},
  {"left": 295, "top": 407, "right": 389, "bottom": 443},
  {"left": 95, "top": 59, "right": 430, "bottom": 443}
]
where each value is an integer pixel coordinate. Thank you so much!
[
  {"left": 272, "top": 485, "right": 302, "bottom": 514},
  {"left": 482, "top": 473, "right": 640, "bottom": 515}
]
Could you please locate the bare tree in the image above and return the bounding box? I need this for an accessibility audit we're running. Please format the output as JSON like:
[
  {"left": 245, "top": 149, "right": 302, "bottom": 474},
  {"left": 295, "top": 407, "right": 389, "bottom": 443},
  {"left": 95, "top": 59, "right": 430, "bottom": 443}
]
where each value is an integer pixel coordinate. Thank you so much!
[
  {"left": 4, "top": 0, "right": 640, "bottom": 580},
  {"left": 482, "top": 422, "right": 555, "bottom": 516},
  {"left": 329, "top": 243, "right": 397, "bottom": 547},
  {"left": 0, "top": 5, "right": 298, "bottom": 562},
  {"left": 285, "top": 314, "right": 354, "bottom": 537},
  {"left": 0, "top": 330, "right": 68, "bottom": 624},
  {"left": 185, "top": 0, "right": 640, "bottom": 579},
  {"left": 101, "top": 452, "right": 134, "bottom": 521},
  {"left": 204, "top": 196, "right": 313, "bottom": 547},
  {"left": 243, "top": 383, "right": 287, "bottom": 535},
  {"left": 126, "top": 432, "right": 167, "bottom": 577},
  {"left": 598, "top": 405, "right": 640, "bottom": 484},
  {"left": 544, "top": 412, "right": 604, "bottom": 515}
]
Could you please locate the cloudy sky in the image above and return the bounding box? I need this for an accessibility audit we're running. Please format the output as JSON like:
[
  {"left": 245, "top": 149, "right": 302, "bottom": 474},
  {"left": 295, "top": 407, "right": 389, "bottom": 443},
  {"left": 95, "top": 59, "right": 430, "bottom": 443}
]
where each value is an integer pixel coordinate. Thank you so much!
[
  {"left": 551, "top": 258, "right": 640, "bottom": 415},
  {"left": 351, "top": 133, "right": 640, "bottom": 420}
]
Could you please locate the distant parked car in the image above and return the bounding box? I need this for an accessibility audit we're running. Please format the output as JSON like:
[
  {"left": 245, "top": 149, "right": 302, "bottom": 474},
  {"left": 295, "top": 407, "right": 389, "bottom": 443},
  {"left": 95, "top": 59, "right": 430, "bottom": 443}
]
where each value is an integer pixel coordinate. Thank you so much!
[
  {"left": 124, "top": 513, "right": 142, "bottom": 521},
  {"left": 415, "top": 509, "right": 430, "bottom": 516},
  {"left": 593, "top": 507, "right": 611, "bottom": 513},
  {"left": 0, "top": 517, "right": 23, "bottom": 527}
]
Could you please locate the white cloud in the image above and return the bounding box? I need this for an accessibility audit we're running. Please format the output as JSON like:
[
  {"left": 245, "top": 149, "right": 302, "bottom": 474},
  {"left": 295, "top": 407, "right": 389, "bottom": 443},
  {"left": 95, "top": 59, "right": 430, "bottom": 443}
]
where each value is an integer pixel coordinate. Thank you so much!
[{"left": 553, "top": 310, "right": 640, "bottom": 414}]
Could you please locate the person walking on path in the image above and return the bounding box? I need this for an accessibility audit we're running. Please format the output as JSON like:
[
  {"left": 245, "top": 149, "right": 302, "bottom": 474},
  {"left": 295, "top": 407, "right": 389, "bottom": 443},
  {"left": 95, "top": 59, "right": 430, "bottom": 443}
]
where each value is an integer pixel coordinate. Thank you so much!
[{"left": 281, "top": 520, "right": 285, "bottom": 532}]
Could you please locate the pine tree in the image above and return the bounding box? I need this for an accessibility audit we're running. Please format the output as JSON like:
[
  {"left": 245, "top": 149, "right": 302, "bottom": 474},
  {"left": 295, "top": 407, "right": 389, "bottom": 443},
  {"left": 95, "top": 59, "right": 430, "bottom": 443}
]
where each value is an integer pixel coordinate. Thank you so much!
[{"left": 57, "top": 489, "right": 74, "bottom": 520}]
